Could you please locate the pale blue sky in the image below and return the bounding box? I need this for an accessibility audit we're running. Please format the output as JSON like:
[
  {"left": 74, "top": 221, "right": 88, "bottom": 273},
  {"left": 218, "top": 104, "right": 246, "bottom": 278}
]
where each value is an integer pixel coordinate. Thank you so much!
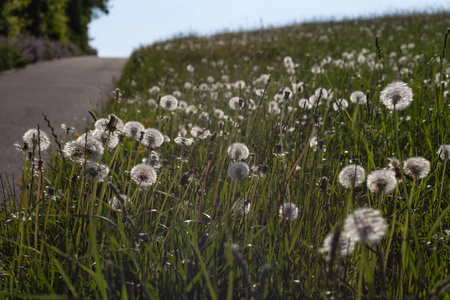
[{"left": 89, "top": 0, "right": 450, "bottom": 57}]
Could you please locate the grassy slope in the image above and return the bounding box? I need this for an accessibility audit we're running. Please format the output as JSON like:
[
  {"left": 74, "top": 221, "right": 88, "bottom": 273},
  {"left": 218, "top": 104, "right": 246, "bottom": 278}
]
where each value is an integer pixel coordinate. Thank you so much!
[{"left": 1, "top": 12, "right": 450, "bottom": 299}]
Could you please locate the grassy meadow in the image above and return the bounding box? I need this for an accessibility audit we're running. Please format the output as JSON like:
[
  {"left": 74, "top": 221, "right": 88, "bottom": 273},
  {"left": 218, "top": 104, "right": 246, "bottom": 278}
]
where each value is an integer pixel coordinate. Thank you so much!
[{"left": 1, "top": 12, "right": 450, "bottom": 299}]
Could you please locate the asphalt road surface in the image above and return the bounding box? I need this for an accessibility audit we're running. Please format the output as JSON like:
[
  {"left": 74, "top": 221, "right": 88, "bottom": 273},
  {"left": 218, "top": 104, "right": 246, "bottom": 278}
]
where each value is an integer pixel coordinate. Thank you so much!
[{"left": 0, "top": 56, "right": 127, "bottom": 186}]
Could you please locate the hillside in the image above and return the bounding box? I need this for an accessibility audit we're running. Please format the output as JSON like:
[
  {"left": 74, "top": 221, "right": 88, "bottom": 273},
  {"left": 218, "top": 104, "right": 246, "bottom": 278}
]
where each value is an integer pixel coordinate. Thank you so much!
[{"left": 1, "top": 12, "right": 450, "bottom": 299}]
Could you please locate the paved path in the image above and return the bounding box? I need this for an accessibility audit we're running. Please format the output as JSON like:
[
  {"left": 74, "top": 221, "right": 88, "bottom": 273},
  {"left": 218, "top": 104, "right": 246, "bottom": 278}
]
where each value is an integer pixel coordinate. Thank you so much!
[{"left": 0, "top": 56, "right": 128, "bottom": 182}]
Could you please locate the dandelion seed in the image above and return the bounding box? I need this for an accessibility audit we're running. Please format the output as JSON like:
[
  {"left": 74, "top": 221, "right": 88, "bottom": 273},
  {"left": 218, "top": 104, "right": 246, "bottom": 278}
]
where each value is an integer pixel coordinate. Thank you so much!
[
  {"left": 403, "top": 156, "right": 430, "bottom": 179},
  {"left": 22, "top": 128, "right": 51, "bottom": 151},
  {"left": 338, "top": 164, "right": 365, "bottom": 189},
  {"left": 278, "top": 202, "right": 299, "bottom": 221},
  {"left": 124, "top": 121, "right": 145, "bottom": 140},
  {"left": 367, "top": 170, "right": 397, "bottom": 194},
  {"left": 228, "top": 162, "right": 249, "bottom": 180},
  {"left": 160, "top": 95, "right": 178, "bottom": 110},
  {"left": 380, "top": 81, "right": 413, "bottom": 111},
  {"left": 81, "top": 160, "right": 109, "bottom": 181},
  {"left": 130, "top": 163, "right": 157, "bottom": 187},
  {"left": 437, "top": 145, "right": 450, "bottom": 160},
  {"left": 232, "top": 197, "right": 251, "bottom": 216},
  {"left": 63, "top": 136, "right": 104, "bottom": 163},
  {"left": 343, "top": 207, "right": 388, "bottom": 244},
  {"left": 227, "top": 143, "right": 249, "bottom": 161},
  {"left": 350, "top": 91, "right": 367, "bottom": 105},
  {"left": 190, "top": 126, "right": 210, "bottom": 139},
  {"left": 321, "top": 231, "right": 355, "bottom": 258},
  {"left": 141, "top": 128, "right": 164, "bottom": 148}
]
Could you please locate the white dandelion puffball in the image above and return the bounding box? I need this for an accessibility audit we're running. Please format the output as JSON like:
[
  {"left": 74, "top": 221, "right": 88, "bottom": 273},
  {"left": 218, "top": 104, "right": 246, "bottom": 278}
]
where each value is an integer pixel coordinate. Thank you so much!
[
  {"left": 278, "top": 202, "right": 299, "bottom": 221},
  {"left": 185, "top": 105, "right": 198, "bottom": 115},
  {"left": 130, "top": 163, "right": 157, "bottom": 188},
  {"left": 350, "top": 91, "right": 367, "bottom": 105},
  {"left": 321, "top": 231, "right": 355, "bottom": 258},
  {"left": 343, "top": 207, "right": 388, "bottom": 244},
  {"left": 298, "top": 98, "right": 313, "bottom": 110},
  {"left": 81, "top": 161, "right": 109, "bottom": 181},
  {"left": 174, "top": 136, "right": 194, "bottom": 146},
  {"left": 22, "top": 128, "right": 51, "bottom": 151},
  {"left": 94, "top": 114, "right": 124, "bottom": 132},
  {"left": 141, "top": 128, "right": 164, "bottom": 148},
  {"left": 333, "top": 99, "right": 349, "bottom": 111},
  {"left": 232, "top": 197, "right": 251, "bottom": 216},
  {"left": 437, "top": 145, "right": 450, "bottom": 160},
  {"left": 124, "top": 121, "right": 145, "bottom": 140},
  {"left": 339, "top": 164, "right": 365, "bottom": 189},
  {"left": 92, "top": 129, "right": 119, "bottom": 149},
  {"left": 213, "top": 109, "right": 225, "bottom": 119},
  {"left": 228, "top": 162, "right": 249, "bottom": 180},
  {"left": 178, "top": 101, "right": 188, "bottom": 110},
  {"left": 403, "top": 156, "right": 430, "bottom": 179},
  {"left": 367, "top": 170, "right": 397, "bottom": 194},
  {"left": 227, "top": 143, "right": 249, "bottom": 161},
  {"left": 380, "top": 81, "right": 413, "bottom": 111},
  {"left": 190, "top": 126, "right": 210, "bottom": 139},
  {"left": 160, "top": 95, "right": 178, "bottom": 110},
  {"left": 63, "top": 136, "right": 104, "bottom": 164},
  {"left": 229, "top": 96, "right": 244, "bottom": 110}
]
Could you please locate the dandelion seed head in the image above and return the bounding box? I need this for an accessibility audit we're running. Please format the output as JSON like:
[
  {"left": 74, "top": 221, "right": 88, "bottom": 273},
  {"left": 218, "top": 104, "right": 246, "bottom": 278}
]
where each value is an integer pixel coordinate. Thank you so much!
[
  {"left": 403, "top": 156, "right": 430, "bottom": 179},
  {"left": 338, "top": 164, "right": 365, "bottom": 189},
  {"left": 437, "top": 145, "right": 450, "bottom": 160},
  {"left": 190, "top": 126, "right": 210, "bottom": 139},
  {"left": 160, "top": 95, "right": 178, "bottom": 110},
  {"left": 124, "top": 121, "right": 145, "bottom": 140},
  {"left": 350, "top": 91, "right": 367, "bottom": 105},
  {"left": 227, "top": 143, "right": 249, "bottom": 161},
  {"left": 185, "top": 105, "right": 198, "bottom": 115},
  {"left": 298, "top": 98, "right": 313, "bottom": 110},
  {"left": 141, "top": 128, "right": 164, "bottom": 148},
  {"left": 380, "top": 81, "right": 413, "bottom": 111},
  {"left": 178, "top": 101, "right": 188, "bottom": 110},
  {"left": 110, "top": 194, "right": 129, "bottom": 212},
  {"left": 174, "top": 136, "right": 194, "bottom": 146},
  {"left": 63, "top": 136, "right": 104, "bottom": 163},
  {"left": 321, "top": 231, "right": 355, "bottom": 258},
  {"left": 229, "top": 96, "right": 244, "bottom": 110},
  {"left": 343, "top": 207, "right": 388, "bottom": 244},
  {"left": 232, "top": 197, "right": 251, "bottom": 217},
  {"left": 367, "top": 170, "right": 397, "bottom": 194},
  {"left": 130, "top": 163, "right": 157, "bottom": 187},
  {"left": 228, "top": 162, "right": 249, "bottom": 180},
  {"left": 22, "top": 128, "right": 51, "bottom": 151},
  {"left": 92, "top": 129, "right": 119, "bottom": 149},
  {"left": 213, "top": 109, "right": 225, "bottom": 119},
  {"left": 278, "top": 202, "right": 299, "bottom": 221},
  {"left": 81, "top": 161, "right": 109, "bottom": 181}
]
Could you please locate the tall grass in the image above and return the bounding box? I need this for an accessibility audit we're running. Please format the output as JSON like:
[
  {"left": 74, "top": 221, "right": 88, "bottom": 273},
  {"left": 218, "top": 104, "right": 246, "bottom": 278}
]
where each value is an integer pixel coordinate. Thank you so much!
[{"left": 1, "top": 12, "right": 450, "bottom": 299}]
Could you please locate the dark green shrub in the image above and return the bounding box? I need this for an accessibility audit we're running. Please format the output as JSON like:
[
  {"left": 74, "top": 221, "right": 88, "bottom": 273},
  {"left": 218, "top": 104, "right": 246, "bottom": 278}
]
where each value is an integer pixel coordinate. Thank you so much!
[{"left": 0, "top": 42, "right": 29, "bottom": 71}]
